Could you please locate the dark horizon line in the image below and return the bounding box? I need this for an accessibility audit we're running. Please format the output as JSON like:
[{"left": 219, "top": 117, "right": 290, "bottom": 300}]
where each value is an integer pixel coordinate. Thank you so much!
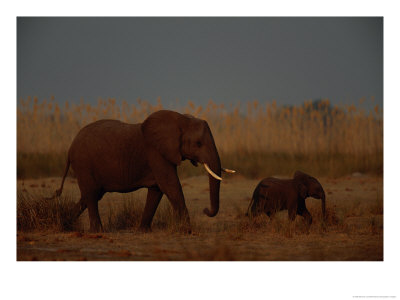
[{"left": 17, "top": 94, "right": 382, "bottom": 109}]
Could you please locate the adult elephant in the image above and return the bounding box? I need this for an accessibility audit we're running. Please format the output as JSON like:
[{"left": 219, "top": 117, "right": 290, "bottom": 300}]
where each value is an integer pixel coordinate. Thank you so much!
[{"left": 54, "top": 110, "right": 234, "bottom": 232}]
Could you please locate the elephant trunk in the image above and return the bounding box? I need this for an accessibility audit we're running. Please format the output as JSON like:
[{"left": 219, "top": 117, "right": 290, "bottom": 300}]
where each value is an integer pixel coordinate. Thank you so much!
[{"left": 203, "top": 153, "right": 221, "bottom": 218}]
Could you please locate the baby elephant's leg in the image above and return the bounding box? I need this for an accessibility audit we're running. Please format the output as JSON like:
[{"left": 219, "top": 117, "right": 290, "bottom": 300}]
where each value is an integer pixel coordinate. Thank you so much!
[
  {"left": 265, "top": 209, "right": 276, "bottom": 222},
  {"left": 297, "top": 201, "right": 312, "bottom": 225},
  {"left": 288, "top": 207, "right": 297, "bottom": 221},
  {"left": 287, "top": 208, "right": 297, "bottom": 237}
]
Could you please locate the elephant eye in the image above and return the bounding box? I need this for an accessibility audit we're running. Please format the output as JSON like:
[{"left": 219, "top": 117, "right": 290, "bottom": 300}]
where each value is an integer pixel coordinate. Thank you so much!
[{"left": 196, "top": 141, "right": 202, "bottom": 147}]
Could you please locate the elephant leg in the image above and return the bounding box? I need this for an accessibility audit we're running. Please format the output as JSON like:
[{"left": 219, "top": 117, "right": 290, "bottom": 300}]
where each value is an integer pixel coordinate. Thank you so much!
[
  {"left": 288, "top": 208, "right": 297, "bottom": 221},
  {"left": 297, "top": 201, "right": 312, "bottom": 225},
  {"left": 286, "top": 208, "right": 297, "bottom": 237},
  {"left": 87, "top": 199, "right": 102, "bottom": 232},
  {"left": 72, "top": 199, "right": 87, "bottom": 221},
  {"left": 265, "top": 210, "right": 274, "bottom": 219},
  {"left": 165, "top": 192, "right": 191, "bottom": 233},
  {"left": 147, "top": 152, "right": 191, "bottom": 232},
  {"left": 300, "top": 208, "right": 312, "bottom": 225},
  {"left": 80, "top": 189, "right": 104, "bottom": 233},
  {"left": 75, "top": 172, "right": 103, "bottom": 232},
  {"left": 139, "top": 187, "right": 163, "bottom": 231},
  {"left": 157, "top": 172, "right": 187, "bottom": 216}
]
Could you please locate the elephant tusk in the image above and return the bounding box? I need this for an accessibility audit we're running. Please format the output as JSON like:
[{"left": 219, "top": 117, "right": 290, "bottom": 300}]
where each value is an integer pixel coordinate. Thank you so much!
[
  {"left": 203, "top": 163, "right": 222, "bottom": 181},
  {"left": 222, "top": 168, "right": 236, "bottom": 173}
]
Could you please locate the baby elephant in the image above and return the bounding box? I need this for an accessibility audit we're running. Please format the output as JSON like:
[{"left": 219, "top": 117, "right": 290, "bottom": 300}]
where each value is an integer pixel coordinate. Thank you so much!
[{"left": 248, "top": 171, "right": 326, "bottom": 225}]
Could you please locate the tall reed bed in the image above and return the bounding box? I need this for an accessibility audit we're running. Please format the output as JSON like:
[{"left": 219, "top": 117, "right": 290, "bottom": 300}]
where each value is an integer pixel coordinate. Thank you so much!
[{"left": 17, "top": 97, "right": 382, "bottom": 178}]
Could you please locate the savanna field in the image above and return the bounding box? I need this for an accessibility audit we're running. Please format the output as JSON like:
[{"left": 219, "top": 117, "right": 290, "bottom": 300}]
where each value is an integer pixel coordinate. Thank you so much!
[{"left": 17, "top": 97, "right": 383, "bottom": 260}]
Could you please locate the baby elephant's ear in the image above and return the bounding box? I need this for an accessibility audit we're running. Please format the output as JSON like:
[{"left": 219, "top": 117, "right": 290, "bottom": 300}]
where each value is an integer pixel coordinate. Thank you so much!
[
  {"left": 294, "top": 170, "right": 309, "bottom": 178},
  {"left": 141, "top": 111, "right": 182, "bottom": 165},
  {"left": 297, "top": 182, "right": 308, "bottom": 199}
]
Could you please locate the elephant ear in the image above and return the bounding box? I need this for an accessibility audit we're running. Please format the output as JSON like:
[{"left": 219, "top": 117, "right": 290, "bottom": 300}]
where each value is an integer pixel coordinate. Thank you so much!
[
  {"left": 141, "top": 111, "right": 182, "bottom": 165},
  {"left": 294, "top": 170, "right": 309, "bottom": 178},
  {"left": 297, "top": 182, "right": 308, "bottom": 199},
  {"left": 294, "top": 171, "right": 309, "bottom": 199}
]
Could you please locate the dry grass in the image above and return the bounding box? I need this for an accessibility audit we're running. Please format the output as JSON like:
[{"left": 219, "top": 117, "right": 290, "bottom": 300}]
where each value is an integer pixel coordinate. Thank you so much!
[
  {"left": 17, "top": 190, "right": 190, "bottom": 234},
  {"left": 17, "top": 97, "right": 382, "bottom": 178},
  {"left": 105, "top": 199, "right": 144, "bottom": 232},
  {"left": 105, "top": 196, "right": 183, "bottom": 233},
  {"left": 17, "top": 175, "right": 383, "bottom": 260},
  {"left": 17, "top": 177, "right": 383, "bottom": 237},
  {"left": 17, "top": 191, "right": 82, "bottom": 232}
]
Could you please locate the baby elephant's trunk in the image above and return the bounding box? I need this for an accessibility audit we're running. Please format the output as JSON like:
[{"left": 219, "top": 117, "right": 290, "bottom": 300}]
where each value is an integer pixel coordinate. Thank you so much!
[{"left": 321, "top": 191, "right": 326, "bottom": 221}]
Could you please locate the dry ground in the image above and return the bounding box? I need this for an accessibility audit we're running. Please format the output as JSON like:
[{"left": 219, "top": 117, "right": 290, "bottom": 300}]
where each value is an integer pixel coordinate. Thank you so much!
[{"left": 17, "top": 173, "right": 383, "bottom": 261}]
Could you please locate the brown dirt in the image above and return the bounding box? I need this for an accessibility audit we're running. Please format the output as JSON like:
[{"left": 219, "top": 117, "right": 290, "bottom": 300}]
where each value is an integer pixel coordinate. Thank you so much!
[{"left": 17, "top": 174, "right": 383, "bottom": 261}]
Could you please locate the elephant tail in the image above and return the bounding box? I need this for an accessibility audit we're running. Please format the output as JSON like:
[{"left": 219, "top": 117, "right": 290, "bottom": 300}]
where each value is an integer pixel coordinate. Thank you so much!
[
  {"left": 246, "top": 183, "right": 269, "bottom": 218},
  {"left": 56, "top": 158, "right": 70, "bottom": 197},
  {"left": 245, "top": 198, "right": 254, "bottom": 217},
  {"left": 246, "top": 183, "right": 261, "bottom": 217},
  {"left": 45, "top": 157, "right": 70, "bottom": 200}
]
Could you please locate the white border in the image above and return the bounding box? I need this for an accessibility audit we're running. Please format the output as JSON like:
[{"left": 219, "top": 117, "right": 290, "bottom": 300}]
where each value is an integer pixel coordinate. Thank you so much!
[{"left": 3, "top": 1, "right": 399, "bottom": 300}]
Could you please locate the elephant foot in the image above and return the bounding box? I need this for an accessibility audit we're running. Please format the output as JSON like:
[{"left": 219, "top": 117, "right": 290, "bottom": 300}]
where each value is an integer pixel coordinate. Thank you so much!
[
  {"left": 285, "top": 222, "right": 295, "bottom": 238},
  {"left": 176, "top": 223, "right": 192, "bottom": 234},
  {"left": 89, "top": 222, "right": 103, "bottom": 233},
  {"left": 138, "top": 225, "right": 152, "bottom": 233},
  {"left": 181, "top": 227, "right": 192, "bottom": 235},
  {"left": 170, "top": 212, "right": 192, "bottom": 234},
  {"left": 320, "top": 221, "right": 328, "bottom": 232},
  {"left": 89, "top": 227, "right": 103, "bottom": 233}
]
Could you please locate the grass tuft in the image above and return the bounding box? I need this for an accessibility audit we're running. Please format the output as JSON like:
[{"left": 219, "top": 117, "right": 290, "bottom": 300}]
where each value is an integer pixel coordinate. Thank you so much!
[
  {"left": 105, "top": 199, "right": 144, "bottom": 231},
  {"left": 105, "top": 198, "right": 188, "bottom": 233},
  {"left": 17, "top": 191, "right": 81, "bottom": 232}
]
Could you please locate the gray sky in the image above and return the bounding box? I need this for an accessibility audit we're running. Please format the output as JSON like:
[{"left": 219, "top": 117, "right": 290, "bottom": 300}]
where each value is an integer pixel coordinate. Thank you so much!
[{"left": 17, "top": 17, "right": 383, "bottom": 109}]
